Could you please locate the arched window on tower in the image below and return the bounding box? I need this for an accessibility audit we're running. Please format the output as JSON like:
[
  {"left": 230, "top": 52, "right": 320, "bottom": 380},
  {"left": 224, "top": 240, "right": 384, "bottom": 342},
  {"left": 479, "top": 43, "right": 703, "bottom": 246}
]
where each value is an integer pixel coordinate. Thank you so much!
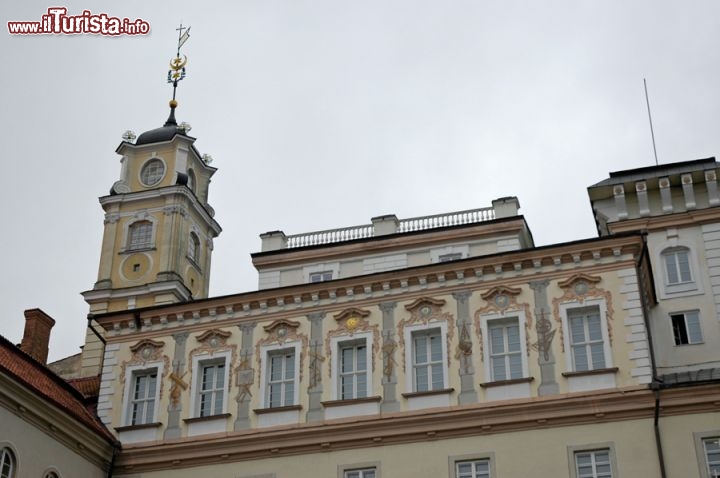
[
  {"left": 128, "top": 220, "right": 153, "bottom": 250},
  {"left": 1, "top": 447, "right": 16, "bottom": 478},
  {"left": 187, "top": 168, "right": 196, "bottom": 194},
  {"left": 188, "top": 232, "right": 200, "bottom": 264}
]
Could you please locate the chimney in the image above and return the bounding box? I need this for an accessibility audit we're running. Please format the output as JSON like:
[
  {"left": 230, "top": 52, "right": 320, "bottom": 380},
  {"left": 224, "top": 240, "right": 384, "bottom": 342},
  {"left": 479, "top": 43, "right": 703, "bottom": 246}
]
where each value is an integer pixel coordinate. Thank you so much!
[{"left": 20, "top": 308, "right": 56, "bottom": 365}]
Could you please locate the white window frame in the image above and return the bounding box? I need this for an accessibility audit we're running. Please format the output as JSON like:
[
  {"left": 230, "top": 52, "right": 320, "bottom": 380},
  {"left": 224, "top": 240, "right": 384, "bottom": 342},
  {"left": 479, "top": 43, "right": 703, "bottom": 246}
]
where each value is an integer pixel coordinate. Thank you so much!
[
  {"left": 338, "top": 462, "right": 380, "bottom": 478},
  {"left": 309, "top": 271, "right": 334, "bottom": 283},
  {"left": 189, "top": 351, "right": 231, "bottom": 418},
  {"left": 480, "top": 313, "right": 529, "bottom": 382},
  {"left": 404, "top": 321, "right": 449, "bottom": 393},
  {"left": 431, "top": 245, "right": 469, "bottom": 264},
  {"left": 343, "top": 469, "right": 376, "bottom": 478},
  {"left": 670, "top": 310, "right": 703, "bottom": 345},
  {"left": 567, "top": 443, "right": 618, "bottom": 478},
  {"left": 0, "top": 446, "right": 16, "bottom": 478},
  {"left": 121, "top": 362, "right": 163, "bottom": 426},
  {"left": 656, "top": 242, "right": 703, "bottom": 298},
  {"left": 330, "top": 332, "right": 373, "bottom": 400},
  {"left": 559, "top": 299, "right": 613, "bottom": 373},
  {"left": 694, "top": 431, "right": 720, "bottom": 478},
  {"left": 449, "top": 452, "right": 495, "bottom": 478},
  {"left": 304, "top": 262, "right": 340, "bottom": 284},
  {"left": 259, "top": 342, "right": 301, "bottom": 409}
]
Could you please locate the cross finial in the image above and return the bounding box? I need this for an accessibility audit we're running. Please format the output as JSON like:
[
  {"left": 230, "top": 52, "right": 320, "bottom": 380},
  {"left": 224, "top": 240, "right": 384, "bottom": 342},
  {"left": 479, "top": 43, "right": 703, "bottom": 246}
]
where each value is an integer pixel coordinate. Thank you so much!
[{"left": 166, "top": 23, "right": 191, "bottom": 117}]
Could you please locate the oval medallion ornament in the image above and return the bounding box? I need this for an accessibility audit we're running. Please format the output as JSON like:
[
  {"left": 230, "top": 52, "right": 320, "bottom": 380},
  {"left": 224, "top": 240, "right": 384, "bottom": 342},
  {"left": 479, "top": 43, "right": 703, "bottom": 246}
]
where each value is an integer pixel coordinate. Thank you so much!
[
  {"left": 494, "top": 294, "right": 509, "bottom": 308},
  {"left": 574, "top": 281, "right": 588, "bottom": 296}
]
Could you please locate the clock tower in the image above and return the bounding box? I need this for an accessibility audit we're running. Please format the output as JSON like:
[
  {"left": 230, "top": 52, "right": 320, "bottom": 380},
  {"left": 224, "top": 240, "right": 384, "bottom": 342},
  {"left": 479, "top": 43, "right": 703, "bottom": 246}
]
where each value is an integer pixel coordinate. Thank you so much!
[{"left": 80, "top": 28, "right": 222, "bottom": 376}]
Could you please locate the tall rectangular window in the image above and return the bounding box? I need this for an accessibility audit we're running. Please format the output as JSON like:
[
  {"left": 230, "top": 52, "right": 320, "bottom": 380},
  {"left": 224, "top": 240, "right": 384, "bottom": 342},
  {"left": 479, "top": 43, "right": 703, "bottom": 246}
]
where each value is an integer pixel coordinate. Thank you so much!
[
  {"left": 568, "top": 307, "right": 606, "bottom": 372},
  {"left": 339, "top": 341, "right": 368, "bottom": 400},
  {"left": 664, "top": 248, "right": 692, "bottom": 285},
  {"left": 671, "top": 311, "right": 703, "bottom": 345},
  {"left": 198, "top": 362, "right": 225, "bottom": 417},
  {"left": 574, "top": 449, "right": 612, "bottom": 478},
  {"left": 489, "top": 320, "right": 522, "bottom": 381},
  {"left": 413, "top": 329, "right": 444, "bottom": 392},
  {"left": 456, "top": 459, "right": 491, "bottom": 478},
  {"left": 128, "top": 221, "right": 153, "bottom": 250},
  {"left": 704, "top": 437, "right": 720, "bottom": 477},
  {"left": 267, "top": 349, "right": 295, "bottom": 408},
  {"left": 128, "top": 370, "right": 157, "bottom": 425}
]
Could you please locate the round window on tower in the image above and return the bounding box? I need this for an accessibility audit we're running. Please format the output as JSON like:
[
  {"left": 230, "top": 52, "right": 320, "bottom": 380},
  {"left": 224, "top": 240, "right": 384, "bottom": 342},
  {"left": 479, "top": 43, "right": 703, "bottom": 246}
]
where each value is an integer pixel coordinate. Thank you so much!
[{"left": 140, "top": 158, "right": 166, "bottom": 186}]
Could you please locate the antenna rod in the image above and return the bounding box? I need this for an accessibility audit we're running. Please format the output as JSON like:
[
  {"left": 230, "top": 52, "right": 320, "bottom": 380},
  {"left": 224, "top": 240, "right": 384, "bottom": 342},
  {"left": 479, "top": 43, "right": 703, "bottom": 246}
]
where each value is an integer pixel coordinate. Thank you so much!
[{"left": 644, "top": 78, "right": 659, "bottom": 166}]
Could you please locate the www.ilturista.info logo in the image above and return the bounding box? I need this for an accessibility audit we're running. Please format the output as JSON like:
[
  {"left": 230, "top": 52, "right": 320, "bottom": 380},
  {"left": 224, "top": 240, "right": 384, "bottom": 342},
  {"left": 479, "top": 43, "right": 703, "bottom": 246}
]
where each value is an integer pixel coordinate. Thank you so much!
[{"left": 8, "top": 7, "right": 150, "bottom": 35}]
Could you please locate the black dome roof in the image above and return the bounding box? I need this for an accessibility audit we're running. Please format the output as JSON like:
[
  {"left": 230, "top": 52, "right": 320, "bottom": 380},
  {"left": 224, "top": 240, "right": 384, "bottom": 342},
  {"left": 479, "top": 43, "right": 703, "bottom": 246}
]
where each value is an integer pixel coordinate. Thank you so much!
[{"left": 134, "top": 105, "right": 187, "bottom": 145}]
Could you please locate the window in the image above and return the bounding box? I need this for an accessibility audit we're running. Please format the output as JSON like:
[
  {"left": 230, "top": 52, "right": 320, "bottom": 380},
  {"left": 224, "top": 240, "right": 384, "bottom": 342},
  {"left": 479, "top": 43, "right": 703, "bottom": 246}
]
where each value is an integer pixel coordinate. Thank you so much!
[
  {"left": 489, "top": 320, "right": 522, "bottom": 381},
  {"left": 412, "top": 329, "right": 444, "bottom": 392},
  {"left": 140, "top": 158, "right": 165, "bottom": 186},
  {"left": 663, "top": 247, "right": 692, "bottom": 285},
  {"left": 198, "top": 361, "right": 226, "bottom": 417},
  {"left": 310, "top": 271, "right": 333, "bottom": 283},
  {"left": 671, "top": 311, "right": 703, "bottom": 345},
  {"left": 128, "top": 369, "right": 158, "bottom": 425},
  {"left": 188, "top": 232, "right": 200, "bottom": 263},
  {"left": 128, "top": 221, "right": 153, "bottom": 250},
  {"left": 456, "top": 459, "right": 490, "bottom": 478},
  {"left": 338, "top": 340, "right": 368, "bottom": 400},
  {"left": 703, "top": 437, "right": 720, "bottom": 477},
  {"left": 574, "top": 449, "right": 612, "bottom": 478},
  {"left": 266, "top": 349, "right": 296, "bottom": 408},
  {"left": 439, "top": 253, "right": 463, "bottom": 262},
  {"left": 344, "top": 469, "right": 375, "bottom": 478},
  {"left": 187, "top": 168, "right": 196, "bottom": 193},
  {"left": 568, "top": 306, "right": 606, "bottom": 372},
  {"left": 0, "top": 448, "right": 15, "bottom": 478}
]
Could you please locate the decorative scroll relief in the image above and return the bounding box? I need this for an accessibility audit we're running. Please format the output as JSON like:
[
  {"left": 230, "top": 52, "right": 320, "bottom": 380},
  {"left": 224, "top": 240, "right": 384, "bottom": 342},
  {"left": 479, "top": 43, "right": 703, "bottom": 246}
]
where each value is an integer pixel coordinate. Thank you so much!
[
  {"left": 119, "top": 338, "right": 170, "bottom": 402},
  {"left": 397, "top": 297, "right": 455, "bottom": 370},
  {"left": 255, "top": 318, "right": 308, "bottom": 384},
  {"left": 325, "top": 307, "right": 380, "bottom": 378},
  {"left": 235, "top": 348, "right": 254, "bottom": 404},
  {"left": 551, "top": 273, "right": 614, "bottom": 348},
  {"left": 187, "top": 328, "right": 238, "bottom": 399},
  {"left": 474, "top": 286, "right": 533, "bottom": 359}
]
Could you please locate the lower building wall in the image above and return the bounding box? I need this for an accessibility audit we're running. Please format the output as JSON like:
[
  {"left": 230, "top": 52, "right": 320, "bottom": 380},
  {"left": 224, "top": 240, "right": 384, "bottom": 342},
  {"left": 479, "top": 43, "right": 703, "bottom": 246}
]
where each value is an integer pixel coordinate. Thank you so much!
[
  {"left": 112, "top": 416, "right": 713, "bottom": 477},
  {"left": 0, "top": 406, "right": 107, "bottom": 477}
]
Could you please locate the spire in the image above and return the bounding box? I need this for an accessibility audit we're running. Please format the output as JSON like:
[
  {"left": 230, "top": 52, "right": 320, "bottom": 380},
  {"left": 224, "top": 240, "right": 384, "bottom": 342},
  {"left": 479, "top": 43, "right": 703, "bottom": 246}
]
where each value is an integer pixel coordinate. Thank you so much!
[{"left": 165, "top": 23, "right": 191, "bottom": 126}]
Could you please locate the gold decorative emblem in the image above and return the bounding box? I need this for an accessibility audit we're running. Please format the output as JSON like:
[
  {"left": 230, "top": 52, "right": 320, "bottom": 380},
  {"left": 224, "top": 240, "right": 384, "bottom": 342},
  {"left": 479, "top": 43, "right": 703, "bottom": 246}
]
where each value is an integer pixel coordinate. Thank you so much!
[{"left": 346, "top": 317, "right": 359, "bottom": 330}]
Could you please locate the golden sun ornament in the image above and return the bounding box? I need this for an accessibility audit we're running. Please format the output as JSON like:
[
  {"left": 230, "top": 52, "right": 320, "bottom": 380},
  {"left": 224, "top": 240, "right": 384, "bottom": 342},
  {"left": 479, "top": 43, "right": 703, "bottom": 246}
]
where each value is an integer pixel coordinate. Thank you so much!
[{"left": 346, "top": 317, "right": 359, "bottom": 330}]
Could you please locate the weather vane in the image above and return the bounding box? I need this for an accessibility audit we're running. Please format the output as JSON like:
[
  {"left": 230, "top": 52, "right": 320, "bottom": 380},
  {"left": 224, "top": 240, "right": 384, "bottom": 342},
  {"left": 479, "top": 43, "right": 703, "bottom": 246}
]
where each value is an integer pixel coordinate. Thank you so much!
[{"left": 167, "top": 23, "right": 191, "bottom": 104}]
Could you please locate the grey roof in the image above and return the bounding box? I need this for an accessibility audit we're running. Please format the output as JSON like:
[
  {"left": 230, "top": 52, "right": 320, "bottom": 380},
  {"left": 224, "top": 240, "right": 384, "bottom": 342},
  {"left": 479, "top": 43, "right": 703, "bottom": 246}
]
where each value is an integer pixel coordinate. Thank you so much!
[{"left": 589, "top": 157, "right": 717, "bottom": 188}]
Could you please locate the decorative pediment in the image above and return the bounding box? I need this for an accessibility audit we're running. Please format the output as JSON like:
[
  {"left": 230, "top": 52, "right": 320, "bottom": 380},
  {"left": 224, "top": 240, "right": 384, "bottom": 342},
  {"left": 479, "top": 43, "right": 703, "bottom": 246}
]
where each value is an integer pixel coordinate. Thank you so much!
[
  {"left": 558, "top": 273, "right": 602, "bottom": 291},
  {"left": 263, "top": 318, "right": 301, "bottom": 344},
  {"left": 129, "top": 338, "right": 165, "bottom": 362},
  {"left": 404, "top": 297, "right": 446, "bottom": 321},
  {"left": 333, "top": 307, "right": 371, "bottom": 332},
  {"left": 480, "top": 285, "right": 522, "bottom": 301},
  {"left": 196, "top": 328, "right": 232, "bottom": 349},
  {"left": 477, "top": 285, "right": 523, "bottom": 313}
]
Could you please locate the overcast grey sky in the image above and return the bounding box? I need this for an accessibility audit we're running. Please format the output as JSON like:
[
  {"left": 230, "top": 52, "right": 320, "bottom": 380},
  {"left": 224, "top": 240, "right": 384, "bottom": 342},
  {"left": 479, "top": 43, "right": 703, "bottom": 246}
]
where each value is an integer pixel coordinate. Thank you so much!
[{"left": 2, "top": 1, "right": 720, "bottom": 361}]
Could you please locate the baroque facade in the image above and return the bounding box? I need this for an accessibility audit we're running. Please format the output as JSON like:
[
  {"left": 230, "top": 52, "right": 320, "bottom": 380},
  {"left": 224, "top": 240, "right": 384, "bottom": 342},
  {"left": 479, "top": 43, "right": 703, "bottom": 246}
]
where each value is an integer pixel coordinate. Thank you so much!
[{"left": 75, "top": 101, "right": 719, "bottom": 478}]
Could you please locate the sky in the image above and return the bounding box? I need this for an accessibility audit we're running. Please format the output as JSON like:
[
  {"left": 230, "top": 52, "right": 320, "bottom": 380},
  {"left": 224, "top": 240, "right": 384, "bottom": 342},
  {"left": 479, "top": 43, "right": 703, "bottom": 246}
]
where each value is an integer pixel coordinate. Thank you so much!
[{"left": 1, "top": 1, "right": 720, "bottom": 362}]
